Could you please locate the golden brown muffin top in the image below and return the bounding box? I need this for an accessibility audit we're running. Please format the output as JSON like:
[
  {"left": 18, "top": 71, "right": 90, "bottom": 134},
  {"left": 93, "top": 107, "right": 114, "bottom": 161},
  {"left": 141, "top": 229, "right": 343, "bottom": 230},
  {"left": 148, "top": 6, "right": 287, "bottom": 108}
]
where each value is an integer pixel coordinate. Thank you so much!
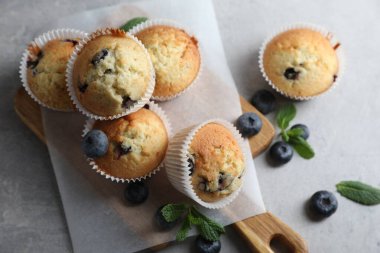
[
  {"left": 135, "top": 25, "right": 200, "bottom": 98},
  {"left": 189, "top": 123, "right": 245, "bottom": 202},
  {"left": 94, "top": 108, "right": 168, "bottom": 179},
  {"left": 27, "top": 39, "right": 78, "bottom": 110},
  {"left": 72, "top": 32, "right": 151, "bottom": 116},
  {"left": 263, "top": 28, "right": 339, "bottom": 98}
]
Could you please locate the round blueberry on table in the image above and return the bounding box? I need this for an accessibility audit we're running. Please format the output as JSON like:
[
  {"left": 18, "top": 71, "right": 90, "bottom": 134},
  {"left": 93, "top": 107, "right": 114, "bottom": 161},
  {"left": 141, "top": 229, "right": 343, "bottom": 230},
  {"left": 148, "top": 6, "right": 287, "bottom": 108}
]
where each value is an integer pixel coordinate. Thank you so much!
[
  {"left": 310, "top": 191, "right": 338, "bottom": 218},
  {"left": 269, "top": 141, "right": 293, "bottom": 165},
  {"left": 195, "top": 235, "right": 221, "bottom": 253},
  {"left": 251, "top": 89, "right": 276, "bottom": 115},
  {"left": 154, "top": 205, "right": 178, "bottom": 230},
  {"left": 236, "top": 112, "right": 263, "bottom": 137},
  {"left": 81, "top": 129, "right": 109, "bottom": 158},
  {"left": 124, "top": 181, "right": 149, "bottom": 204},
  {"left": 291, "top": 124, "right": 310, "bottom": 140}
]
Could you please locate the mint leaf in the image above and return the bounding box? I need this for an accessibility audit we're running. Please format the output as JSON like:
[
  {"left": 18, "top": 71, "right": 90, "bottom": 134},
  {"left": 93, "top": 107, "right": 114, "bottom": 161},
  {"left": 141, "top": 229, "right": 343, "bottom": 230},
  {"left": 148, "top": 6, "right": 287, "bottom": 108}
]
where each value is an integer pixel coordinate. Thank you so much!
[
  {"left": 281, "top": 129, "right": 289, "bottom": 142},
  {"left": 176, "top": 216, "right": 192, "bottom": 241},
  {"left": 190, "top": 207, "right": 225, "bottom": 234},
  {"left": 276, "top": 104, "right": 296, "bottom": 130},
  {"left": 289, "top": 136, "right": 315, "bottom": 159},
  {"left": 198, "top": 219, "right": 220, "bottom": 242},
  {"left": 336, "top": 181, "right": 380, "bottom": 205},
  {"left": 286, "top": 127, "right": 304, "bottom": 138},
  {"left": 120, "top": 17, "right": 148, "bottom": 32},
  {"left": 161, "top": 204, "right": 187, "bottom": 222}
]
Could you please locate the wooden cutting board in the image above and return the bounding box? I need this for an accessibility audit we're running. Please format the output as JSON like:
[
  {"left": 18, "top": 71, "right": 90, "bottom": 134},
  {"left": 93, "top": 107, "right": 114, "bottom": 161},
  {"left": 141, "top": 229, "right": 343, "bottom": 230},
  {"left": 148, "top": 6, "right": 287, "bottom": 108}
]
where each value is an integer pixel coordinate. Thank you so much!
[{"left": 14, "top": 88, "right": 308, "bottom": 253}]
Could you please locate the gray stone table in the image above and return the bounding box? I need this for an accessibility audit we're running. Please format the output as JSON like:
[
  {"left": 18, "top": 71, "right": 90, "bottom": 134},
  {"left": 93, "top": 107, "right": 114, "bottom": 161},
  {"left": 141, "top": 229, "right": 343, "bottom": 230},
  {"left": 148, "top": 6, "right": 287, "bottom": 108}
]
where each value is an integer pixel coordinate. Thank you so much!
[{"left": 1, "top": 0, "right": 380, "bottom": 252}]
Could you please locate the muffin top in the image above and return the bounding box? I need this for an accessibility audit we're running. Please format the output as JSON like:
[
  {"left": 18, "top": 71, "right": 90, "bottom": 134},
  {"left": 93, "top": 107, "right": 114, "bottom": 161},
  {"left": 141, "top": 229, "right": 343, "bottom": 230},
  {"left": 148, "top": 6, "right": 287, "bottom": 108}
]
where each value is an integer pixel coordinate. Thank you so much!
[
  {"left": 27, "top": 39, "right": 78, "bottom": 110},
  {"left": 135, "top": 25, "right": 200, "bottom": 98},
  {"left": 93, "top": 108, "right": 168, "bottom": 179},
  {"left": 188, "top": 123, "right": 245, "bottom": 202},
  {"left": 72, "top": 31, "right": 152, "bottom": 117},
  {"left": 263, "top": 28, "right": 339, "bottom": 98}
]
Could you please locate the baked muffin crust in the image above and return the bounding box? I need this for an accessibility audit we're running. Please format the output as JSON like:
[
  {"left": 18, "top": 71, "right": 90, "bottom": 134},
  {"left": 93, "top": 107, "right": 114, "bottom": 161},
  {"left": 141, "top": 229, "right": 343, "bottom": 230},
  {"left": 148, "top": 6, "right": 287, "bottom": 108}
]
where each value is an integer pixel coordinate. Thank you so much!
[
  {"left": 93, "top": 108, "right": 168, "bottom": 179},
  {"left": 72, "top": 32, "right": 152, "bottom": 116},
  {"left": 263, "top": 28, "right": 339, "bottom": 98},
  {"left": 27, "top": 39, "right": 77, "bottom": 110},
  {"left": 189, "top": 123, "right": 245, "bottom": 202},
  {"left": 135, "top": 25, "right": 200, "bottom": 98}
]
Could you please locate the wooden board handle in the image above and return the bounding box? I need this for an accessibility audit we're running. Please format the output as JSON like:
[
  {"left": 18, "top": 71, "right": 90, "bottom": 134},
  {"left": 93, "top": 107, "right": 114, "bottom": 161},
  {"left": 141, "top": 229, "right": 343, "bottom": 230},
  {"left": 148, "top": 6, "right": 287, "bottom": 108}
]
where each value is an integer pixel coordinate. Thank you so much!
[{"left": 234, "top": 212, "right": 308, "bottom": 253}]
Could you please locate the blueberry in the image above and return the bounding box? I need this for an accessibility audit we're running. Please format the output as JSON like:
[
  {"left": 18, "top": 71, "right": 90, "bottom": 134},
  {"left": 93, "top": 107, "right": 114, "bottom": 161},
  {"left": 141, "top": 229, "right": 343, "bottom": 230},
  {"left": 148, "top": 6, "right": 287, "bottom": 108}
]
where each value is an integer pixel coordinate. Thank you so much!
[
  {"left": 121, "top": 96, "right": 136, "bottom": 109},
  {"left": 236, "top": 112, "right": 262, "bottom": 137},
  {"left": 195, "top": 236, "right": 221, "bottom": 253},
  {"left": 284, "top": 67, "right": 300, "bottom": 80},
  {"left": 269, "top": 141, "right": 293, "bottom": 165},
  {"left": 124, "top": 181, "right": 149, "bottom": 204},
  {"left": 310, "top": 191, "right": 338, "bottom": 217},
  {"left": 154, "top": 205, "right": 178, "bottom": 230},
  {"left": 81, "top": 130, "right": 108, "bottom": 158},
  {"left": 290, "top": 124, "right": 310, "bottom": 140},
  {"left": 27, "top": 51, "right": 43, "bottom": 69},
  {"left": 114, "top": 143, "right": 132, "bottom": 160},
  {"left": 251, "top": 90, "right": 276, "bottom": 115},
  {"left": 78, "top": 82, "right": 88, "bottom": 93},
  {"left": 91, "top": 48, "right": 109, "bottom": 65}
]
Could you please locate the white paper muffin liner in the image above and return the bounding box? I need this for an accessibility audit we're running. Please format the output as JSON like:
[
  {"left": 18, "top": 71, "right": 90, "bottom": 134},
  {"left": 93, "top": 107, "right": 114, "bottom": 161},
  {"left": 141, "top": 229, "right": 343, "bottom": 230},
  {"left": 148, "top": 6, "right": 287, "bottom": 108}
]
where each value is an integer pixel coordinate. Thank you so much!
[
  {"left": 82, "top": 101, "right": 172, "bottom": 183},
  {"left": 129, "top": 19, "right": 203, "bottom": 101},
  {"left": 164, "top": 119, "right": 249, "bottom": 209},
  {"left": 19, "top": 29, "right": 88, "bottom": 111},
  {"left": 258, "top": 23, "right": 345, "bottom": 100},
  {"left": 66, "top": 28, "right": 156, "bottom": 120}
]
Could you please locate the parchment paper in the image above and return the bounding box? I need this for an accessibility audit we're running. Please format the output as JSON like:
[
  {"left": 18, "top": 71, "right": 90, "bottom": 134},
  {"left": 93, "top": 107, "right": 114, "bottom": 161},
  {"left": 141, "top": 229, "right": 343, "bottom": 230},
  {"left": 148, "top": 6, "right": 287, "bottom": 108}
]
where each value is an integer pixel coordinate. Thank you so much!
[{"left": 41, "top": 0, "right": 266, "bottom": 252}]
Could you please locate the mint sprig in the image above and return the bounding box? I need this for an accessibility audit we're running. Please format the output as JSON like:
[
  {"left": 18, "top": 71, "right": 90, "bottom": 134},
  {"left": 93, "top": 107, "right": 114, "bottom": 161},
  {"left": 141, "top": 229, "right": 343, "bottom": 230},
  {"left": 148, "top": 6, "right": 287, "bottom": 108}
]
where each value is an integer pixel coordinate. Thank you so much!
[
  {"left": 160, "top": 203, "right": 225, "bottom": 242},
  {"left": 336, "top": 181, "right": 380, "bottom": 205},
  {"left": 120, "top": 17, "right": 148, "bottom": 32},
  {"left": 276, "top": 104, "right": 315, "bottom": 159}
]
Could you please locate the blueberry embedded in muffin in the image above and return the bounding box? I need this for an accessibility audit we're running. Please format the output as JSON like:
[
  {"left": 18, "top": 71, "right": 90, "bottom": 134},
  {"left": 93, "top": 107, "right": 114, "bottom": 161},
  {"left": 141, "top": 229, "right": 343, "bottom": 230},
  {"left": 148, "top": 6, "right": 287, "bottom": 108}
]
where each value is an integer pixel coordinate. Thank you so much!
[{"left": 188, "top": 123, "right": 245, "bottom": 202}]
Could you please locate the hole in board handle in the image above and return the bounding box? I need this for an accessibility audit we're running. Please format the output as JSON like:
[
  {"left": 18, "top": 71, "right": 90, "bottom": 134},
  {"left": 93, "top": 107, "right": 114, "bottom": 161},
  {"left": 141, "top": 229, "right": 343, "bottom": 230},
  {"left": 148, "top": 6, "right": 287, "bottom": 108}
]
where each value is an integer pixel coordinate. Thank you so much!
[{"left": 270, "top": 234, "right": 295, "bottom": 253}]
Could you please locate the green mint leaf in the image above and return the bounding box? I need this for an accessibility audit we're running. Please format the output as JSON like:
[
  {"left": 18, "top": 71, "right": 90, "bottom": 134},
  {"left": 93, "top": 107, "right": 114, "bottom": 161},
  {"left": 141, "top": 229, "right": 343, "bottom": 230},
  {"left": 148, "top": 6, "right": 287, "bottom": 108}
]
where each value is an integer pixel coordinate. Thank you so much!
[
  {"left": 176, "top": 216, "right": 192, "bottom": 242},
  {"left": 161, "top": 204, "right": 187, "bottom": 222},
  {"left": 286, "top": 127, "right": 304, "bottom": 138},
  {"left": 188, "top": 212, "right": 203, "bottom": 225},
  {"left": 120, "top": 17, "right": 148, "bottom": 32},
  {"left": 336, "top": 181, "right": 380, "bottom": 205},
  {"left": 289, "top": 136, "right": 315, "bottom": 159},
  {"left": 281, "top": 130, "right": 289, "bottom": 142},
  {"left": 276, "top": 104, "right": 296, "bottom": 130},
  {"left": 190, "top": 207, "right": 225, "bottom": 234},
  {"left": 198, "top": 219, "right": 220, "bottom": 241}
]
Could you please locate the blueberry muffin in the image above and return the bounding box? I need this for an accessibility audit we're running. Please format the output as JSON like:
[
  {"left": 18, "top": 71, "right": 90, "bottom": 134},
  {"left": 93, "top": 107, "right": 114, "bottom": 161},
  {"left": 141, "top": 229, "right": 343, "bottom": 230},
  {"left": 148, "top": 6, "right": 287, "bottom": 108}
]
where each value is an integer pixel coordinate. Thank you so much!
[
  {"left": 135, "top": 25, "right": 201, "bottom": 99},
  {"left": 26, "top": 39, "right": 78, "bottom": 110},
  {"left": 262, "top": 28, "right": 339, "bottom": 98},
  {"left": 188, "top": 123, "right": 245, "bottom": 202},
  {"left": 72, "top": 29, "right": 153, "bottom": 117},
  {"left": 92, "top": 108, "right": 168, "bottom": 180}
]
